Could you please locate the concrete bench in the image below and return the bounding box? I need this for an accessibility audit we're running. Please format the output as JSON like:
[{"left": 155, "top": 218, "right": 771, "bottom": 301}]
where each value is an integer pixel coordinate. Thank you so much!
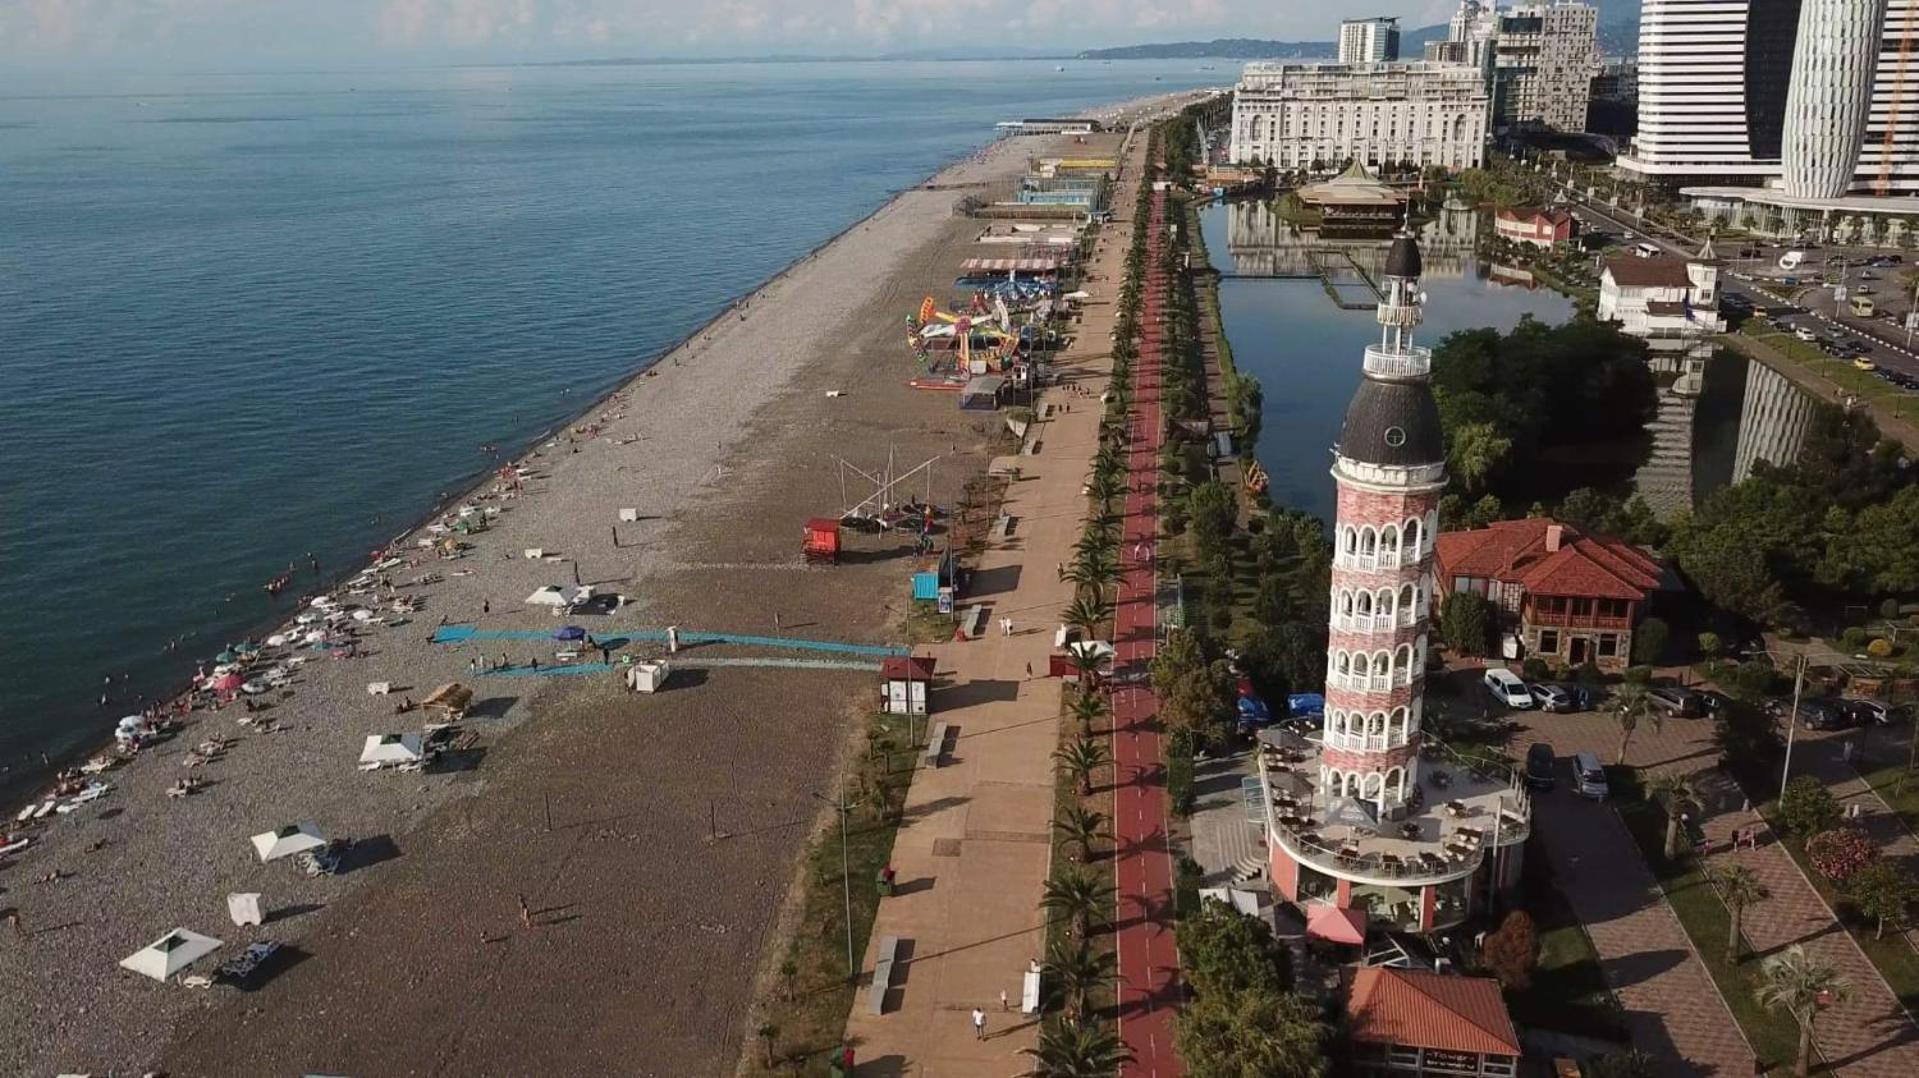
[
  {"left": 923, "top": 721, "right": 950, "bottom": 767},
  {"left": 989, "top": 514, "right": 1015, "bottom": 541},
  {"left": 867, "top": 934, "right": 901, "bottom": 1015},
  {"left": 956, "top": 605, "right": 986, "bottom": 640}
]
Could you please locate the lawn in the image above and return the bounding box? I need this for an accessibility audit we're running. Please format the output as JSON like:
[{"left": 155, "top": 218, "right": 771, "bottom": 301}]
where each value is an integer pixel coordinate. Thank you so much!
[
  {"left": 746, "top": 711, "right": 918, "bottom": 1075},
  {"left": 1733, "top": 326, "right": 1919, "bottom": 431},
  {"left": 1614, "top": 773, "right": 1816, "bottom": 1075},
  {"left": 1508, "top": 844, "right": 1629, "bottom": 1041},
  {"left": 1766, "top": 826, "right": 1919, "bottom": 1012}
]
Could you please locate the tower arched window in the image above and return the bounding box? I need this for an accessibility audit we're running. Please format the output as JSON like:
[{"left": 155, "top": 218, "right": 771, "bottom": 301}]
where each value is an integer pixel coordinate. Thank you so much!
[
  {"left": 1379, "top": 587, "right": 1397, "bottom": 619},
  {"left": 1391, "top": 706, "right": 1409, "bottom": 740},
  {"left": 1358, "top": 526, "right": 1377, "bottom": 557},
  {"left": 1337, "top": 588, "right": 1354, "bottom": 617},
  {"left": 1405, "top": 516, "right": 1422, "bottom": 556},
  {"left": 1395, "top": 644, "right": 1414, "bottom": 685},
  {"left": 1355, "top": 591, "right": 1373, "bottom": 617},
  {"left": 1379, "top": 524, "right": 1400, "bottom": 561},
  {"left": 1399, "top": 584, "right": 1416, "bottom": 623},
  {"left": 1352, "top": 652, "right": 1370, "bottom": 678}
]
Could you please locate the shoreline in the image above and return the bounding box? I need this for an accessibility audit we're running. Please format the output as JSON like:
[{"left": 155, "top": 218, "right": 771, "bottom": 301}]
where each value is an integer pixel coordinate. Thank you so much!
[
  {"left": 3, "top": 90, "right": 1201, "bottom": 1075},
  {"left": 1, "top": 116, "right": 1047, "bottom": 816}
]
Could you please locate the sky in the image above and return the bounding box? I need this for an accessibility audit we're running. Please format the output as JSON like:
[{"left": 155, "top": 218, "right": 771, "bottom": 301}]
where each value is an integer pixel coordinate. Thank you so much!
[{"left": 0, "top": 0, "right": 1480, "bottom": 69}]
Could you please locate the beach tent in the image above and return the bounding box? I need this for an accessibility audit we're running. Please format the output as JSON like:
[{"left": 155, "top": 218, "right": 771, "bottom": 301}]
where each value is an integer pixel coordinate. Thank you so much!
[
  {"left": 358, "top": 733, "right": 425, "bottom": 769},
  {"left": 421, "top": 683, "right": 474, "bottom": 718},
  {"left": 120, "top": 928, "right": 223, "bottom": 982},
  {"left": 250, "top": 822, "right": 327, "bottom": 863},
  {"left": 525, "top": 586, "right": 567, "bottom": 607}
]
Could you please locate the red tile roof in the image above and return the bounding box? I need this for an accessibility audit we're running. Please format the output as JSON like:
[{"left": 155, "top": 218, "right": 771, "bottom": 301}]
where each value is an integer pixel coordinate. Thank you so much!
[
  {"left": 1347, "top": 968, "right": 1522, "bottom": 1057},
  {"left": 1434, "top": 518, "right": 1662, "bottom": 601}
]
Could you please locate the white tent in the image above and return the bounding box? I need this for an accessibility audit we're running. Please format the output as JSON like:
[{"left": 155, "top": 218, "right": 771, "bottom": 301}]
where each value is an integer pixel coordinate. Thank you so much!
[
  {"left": 525, "top": 586, "right": 567, "bottom": 607},
  {"left": 358, "top": 732, "right": 425, "bottom": 769},
  {"left": 120, "top": 928, "right": 223, "bottom": 982},
  {"left": 250, "top": 822, "right": 327, "bottom": 863}
]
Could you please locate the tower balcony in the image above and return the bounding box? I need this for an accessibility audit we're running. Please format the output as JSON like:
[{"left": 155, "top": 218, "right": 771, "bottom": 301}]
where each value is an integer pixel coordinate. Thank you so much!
[
  {"left": 1363, "top": 344, "right": 1431, "bottom": 379},
  {"left": 1375, "top": 301, "right": 1422, "bottom": 329}
]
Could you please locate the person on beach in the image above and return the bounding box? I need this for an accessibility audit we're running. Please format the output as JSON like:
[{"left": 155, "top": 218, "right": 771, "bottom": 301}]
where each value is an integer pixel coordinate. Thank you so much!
[
  {"left": 482, "top": 599, "right": 490, "bottom": 616},
  {"left": 518, "top": 894, "right": 532, "bottom": 928},
  {"left": 499, "top": 652, "right": 509, "bottom": 671},
  {"left": 972, "top": 1008, "right": 986, "bottom": 1040},
  {"left": 529, "top": 657, "right": 539, "bottom": 672}
]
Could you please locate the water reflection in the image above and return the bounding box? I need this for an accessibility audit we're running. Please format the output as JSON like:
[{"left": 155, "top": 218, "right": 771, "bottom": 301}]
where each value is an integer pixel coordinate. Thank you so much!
[{"left": 1221, "top": 195, "right": 1483, "bottom": 280}]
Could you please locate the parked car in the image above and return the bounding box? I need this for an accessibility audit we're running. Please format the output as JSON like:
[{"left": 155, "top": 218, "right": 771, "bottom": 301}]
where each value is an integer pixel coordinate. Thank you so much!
[
  {"left": 1794, "top": 326, "right": 1819, "bottom": 342},
  {"left": 1796, "top": 700, "right": 1857, "bottom": 731},
  {"left": 1843, "top": 699, "right": 1910, "bottom": 726},
  {"left": 1573, "top": 751, "right": 1610, "bottom": 800},
  {"left": 1529, "top": 683, "right": 1577, "bottom": 712},
  {"left": 1525, "top": 742, "right": 1557, "bottom": 791},
  {"left": 1695, "top": 689, "right": 1735, "bottom": 715},
  {"left": 1484, "top": 668, "right": 1535, "bottom": 709},
  {"left": 1646, "top": 686, "right": 1706, "bottom": 717}
]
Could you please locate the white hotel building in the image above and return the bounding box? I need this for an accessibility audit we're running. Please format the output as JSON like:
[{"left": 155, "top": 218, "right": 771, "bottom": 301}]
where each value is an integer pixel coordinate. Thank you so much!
[{"left": 1229, "top": 62, "right": 1491, "bottom": 172}]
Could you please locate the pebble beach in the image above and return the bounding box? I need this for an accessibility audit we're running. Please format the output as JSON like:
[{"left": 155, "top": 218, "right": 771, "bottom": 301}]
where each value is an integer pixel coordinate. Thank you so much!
[{"left": 0, "top": 90, "right": 1202, "bottom": 1074}]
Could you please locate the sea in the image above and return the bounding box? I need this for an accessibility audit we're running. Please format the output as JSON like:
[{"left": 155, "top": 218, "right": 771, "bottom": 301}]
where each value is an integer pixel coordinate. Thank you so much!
[{"left": 0, "top": 59, "right": 1219, "bottom": 795}]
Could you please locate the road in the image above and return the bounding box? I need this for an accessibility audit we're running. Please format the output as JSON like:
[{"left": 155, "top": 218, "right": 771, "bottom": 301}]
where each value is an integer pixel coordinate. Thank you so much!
[{"left": 1114, "top": 186, "right": 1180, "bottom": 1078}]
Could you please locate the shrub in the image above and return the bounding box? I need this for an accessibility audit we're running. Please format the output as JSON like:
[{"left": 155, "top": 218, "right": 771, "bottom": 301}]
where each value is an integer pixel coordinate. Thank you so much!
[
  {"left": 1439, "top": 592, "right": 1493, "bottom": 657},
  {"left": 1779, "top": 775, "right": 1843, "bottom": 837},
  {"left": 1806, "top": 827, "right": 1879, "bottom": 885},
  {"left": 1697, "top": 631, "right": 1723, "bottom": 661},
  {"left": 1842, "top": 626, "right": 1870, "bottom": 650},
  {"left": 1478, "top": 910, "right": 1539, "bottom": 990},
  {"left": 1521, "top": 657, "right": 1552, "bottom": 682},
  {"left": 1575, "top": 661, "right": 1604, "bottom": 685},
  {"left": 1623, "top": 664, "right": 1653, "bottom": 685},
  {"left": 1881, "top": 597, "right": 1903, "bottom": 621},
  {"left": 1869, "top": 638, "right": 1894, "bottom": 659},
  {"left": 1633, "top": 617, "right": 1670, "bottom": 665},
  {"left": 1730, "top": 659, "right": 1778, "bottom": 700}
]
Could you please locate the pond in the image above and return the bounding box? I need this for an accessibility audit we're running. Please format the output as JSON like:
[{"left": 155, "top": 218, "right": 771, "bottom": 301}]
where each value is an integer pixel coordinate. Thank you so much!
[{"left": 1199, "top": 196, "right": 1575, "bottom": 521}]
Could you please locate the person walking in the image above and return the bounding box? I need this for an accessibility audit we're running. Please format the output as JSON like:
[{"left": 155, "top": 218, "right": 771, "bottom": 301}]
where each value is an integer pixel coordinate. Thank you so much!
[
  {"left": 482, "top": 599, "right": 490, "bottom": 616},
  {"left": 999, "top": 988, "right": 1009, "bottom": 1011},
  {"left": 518, "top": 894, "right": 532, "bottom": 928},
  {"left": 971, "top": 1007, "right": 986, "bottom": 1040}
]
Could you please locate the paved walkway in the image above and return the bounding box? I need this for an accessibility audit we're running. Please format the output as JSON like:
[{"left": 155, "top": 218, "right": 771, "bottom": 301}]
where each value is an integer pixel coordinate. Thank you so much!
[
  {"left": 1808, "top": 731, "right": 1919, "bottom": 957},
  {"left": 840, "top": 131, "right": 1150, "bottom": 1075},
  {"left": 1113, "top": 187, "right": 1179, "bottom": 1078}
]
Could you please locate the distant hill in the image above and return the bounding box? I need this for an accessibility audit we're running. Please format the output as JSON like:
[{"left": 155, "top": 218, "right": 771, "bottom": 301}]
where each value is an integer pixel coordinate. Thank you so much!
[{"left": 1077, "top": 9, "right": 1639, "bottom": 64}]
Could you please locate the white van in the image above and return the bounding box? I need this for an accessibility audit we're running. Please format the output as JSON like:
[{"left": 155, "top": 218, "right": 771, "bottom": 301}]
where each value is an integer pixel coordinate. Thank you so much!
[
  {"left": 1483, "top": 668, "right": 1534, "bottom": 709},
  {"left": 1573, "top": 751, "right": 1609, "bottom": 800}
]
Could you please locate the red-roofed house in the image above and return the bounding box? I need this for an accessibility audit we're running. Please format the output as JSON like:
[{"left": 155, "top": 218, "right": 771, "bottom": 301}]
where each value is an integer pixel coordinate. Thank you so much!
[
  {"left": 1346, "top": 967, "right": 1521, "bottom": 1077},
  {"left": 1493, "top": 206, "right": 1575, "bottom": 248},
  {"left": 1434, "top": 518, "right": 1664, "bottom": 671}
]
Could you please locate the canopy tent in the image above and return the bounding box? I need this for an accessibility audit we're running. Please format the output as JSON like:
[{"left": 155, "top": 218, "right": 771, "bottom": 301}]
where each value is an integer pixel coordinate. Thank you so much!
[
  {"left": 359, "top": 732, "right": 425, "bottom": 768},
  {"left": 1305, "top": 903, "right": 1368, "bottom": 945},
  {"left": 120, "top": 928, "right": 223, "bottom": 982},
  {"left": 553, "top": 625, "right": 587, "bottom": 642},
  {"left": 525, "top": 586, "right": 568, "bottom": 607},
  {"left": 250, "top": 822, "right": 327, "bottom": 863},
  {"left": 421, "top": 683, "right": 474, "bottom": 717}
]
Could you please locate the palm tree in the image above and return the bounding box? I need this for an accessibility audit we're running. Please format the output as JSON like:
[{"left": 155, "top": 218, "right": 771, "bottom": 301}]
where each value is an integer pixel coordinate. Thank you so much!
[
  {"left": 1647, "top": 772, "right": 1700, "bottom": 859},
  {"left": 1758, "top": 944, "right": 1852, "bottom": 1078},
  {"left": 1068, "top": 690, "right": 1109, "bottom": 737},
  {"left": 1042, "top": 938, "right": 1117, "bottom": 1020},
  {"left": 1054, "top": 737, "right": 1109, "bottom": 796},
  {"left": 1021, "top": 1017, "right": 1131, "bottom": 1076},
  {"left": 1713, "top": 863, "right": 1770, "bottom": 964},
  {"left": 1087, "top": 471, "right": 1124, "bottom": 511},
  {"left": 1067, "top": 646, "right": 1108, "bottom": 692},
  {"left": 1061, "top": 595, "right": 1114, "bottom": 642},
  {"left": 1612, "top": 683, "right": 1662, "bottom": 765},
  {"left": 1053, "top": 804, "right": 1109, "bottom": 864},
  {"left": 1040, "top": 869, "right": 1115, "bottom": 939}
]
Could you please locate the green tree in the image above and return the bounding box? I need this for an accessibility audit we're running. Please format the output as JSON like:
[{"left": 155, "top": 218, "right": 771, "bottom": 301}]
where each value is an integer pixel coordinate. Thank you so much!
[
  {"left": 1060, "top": 595, "right": 1113, "bottom": 642},
  {"left": 1042, "top": 937, "right": 1117, "bottom": 1020},
  {"left": 1713, "top": 863, "right": 1770, "bottom": 963},
  {"left": 1586, "top": 1050, "right": 1661, "bottom": 1078},
  {"left": 1633, "top": 616, "right": 1670, "bottom": 665},
  {"left": 1040, "top": 869, "right": 1115, "bottom": 939},
  {"left": 1648, "top": 772, "right": 1699, "bottom": 860},
  {"left": 1448, "top": 421, "right": 1512, "bottom": 494},
  {"left": 1439, "top": 591, "right": 1493, "bottom": 657},
  {"left": 1176, "top": 898, "right": 1291, "bottom": 997},
  {"left": 1848, "top": 861, "right": 1919, "bottom": 939},
  {"left": 1187, "top": 480, "right": 1239, "bottom": 561},
  {"left": 1067, "top": 690, "right": 1108, "bottom": 737},
  {"left": 1053, "top": 738, "right": 1108, "bottom": 797},
  {"left": 1779, "top": 774, "right": 1843, "bottom": 837},
  {"left": 1174, "top": 990, "right": 1327, "bottom": 1078},
  {"left": 1022, "top": 1017, "right": 1132, "bottom": 1076},
  {"left": 1757, "top": 944, "right": 1852, "bottom": 1078},
  {"left": 1052, "top": 804, "right": 1108, "bottom": 864},
  {"left": 1612, "top": 683, "right": 1662, "bottom": 765},
  {"left": 1697, "top": 631, "right": 1724, "bottom": 663}
]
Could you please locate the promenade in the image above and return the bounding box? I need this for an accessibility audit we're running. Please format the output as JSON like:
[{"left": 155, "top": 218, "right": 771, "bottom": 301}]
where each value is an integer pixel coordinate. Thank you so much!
[
  {"left": 1113, "top": 186, "right": 1179, "bottom": 1077},
  {"left": 841, "top": 127, "right": 1153, "bottom": 1072}
]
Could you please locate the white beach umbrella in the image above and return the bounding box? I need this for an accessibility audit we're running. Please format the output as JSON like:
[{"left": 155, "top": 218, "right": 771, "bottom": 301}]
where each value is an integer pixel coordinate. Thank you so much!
[
  {"left": 250, "top": 822, "right": 327, "bottom": 863},
  {"left": 359, "top": 732, "right": 424, "bottom": 767},
  {"left": 120, "top": 928, "right": 223, "bottom": 982}
]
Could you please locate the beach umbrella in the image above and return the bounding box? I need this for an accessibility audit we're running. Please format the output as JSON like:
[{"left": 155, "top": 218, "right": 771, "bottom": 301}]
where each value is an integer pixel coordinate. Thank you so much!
[
  {"left": 120, "top": 928, "right": 223, "bottom": 982},
  {"left": 212, "top": 673, "right": 244, "bottom": 693},
  {"left": 265, "top": 634, "right": 289, "bottom": 648},
  {"left": 250, "top": 823, "right": 327, "bottom": 863},
  {"left": 554, "top": 625, "right": 587, "bottom": 642},
  {"left": 214, "top": 650, "right": 238, "bottom": 664}
]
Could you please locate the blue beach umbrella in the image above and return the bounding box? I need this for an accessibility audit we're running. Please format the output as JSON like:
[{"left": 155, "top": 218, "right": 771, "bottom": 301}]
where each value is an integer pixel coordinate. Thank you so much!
[{"left": 554, "top": 625, "right": 587, "bottom": 642}]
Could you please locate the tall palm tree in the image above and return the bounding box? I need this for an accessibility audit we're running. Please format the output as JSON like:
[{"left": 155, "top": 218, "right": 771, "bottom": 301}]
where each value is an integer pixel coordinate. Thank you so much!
[
  {"left": 1054, "top": 737, "right": 1109, "bottom": 796},
  {"left": 1647, "top": 772, "right": 1700, "bottom": 860},
  {"left": 1053, "top": 804, "right": 1109, "bottom": 864},
  {"left": 1041, "top": 937, "right": 1117, "bottom": 1020},
  {"left": 1758, "top": 944, "right": 1852, "bottom": 1078},
  {"left": 1021, "top": 1017, "right": 1131, "bottom": 1076},
  {"left": 1068, "top": 690, "right": 1109, "bottom": 737},
  {"left": 1061, "top": 595, "right": 1114, "bottom": 642},
  {"left": 1087, "top": 471, "right": 1124, "bottom": 511},
  {"left": 1612, "top": 683, "right": 1662, "bottom": 765},
  {"left": 1040, "top": 869, "right": 1115, "bottom": 939},
  {"left": 1713, "top": 863, "right": 1770, "bottom": 964},
  {"left": 1067, "top": 646, "right": 1109, "bottom": 693}
]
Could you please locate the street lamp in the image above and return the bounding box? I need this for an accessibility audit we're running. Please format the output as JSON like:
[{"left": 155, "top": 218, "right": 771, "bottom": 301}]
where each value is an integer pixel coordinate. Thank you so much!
[
  {"left": 1772, "top": 651, "right": 1811, "bottom": 803},
  {"left": 812, "top": 787, "right": 857, "bottom": 981}
]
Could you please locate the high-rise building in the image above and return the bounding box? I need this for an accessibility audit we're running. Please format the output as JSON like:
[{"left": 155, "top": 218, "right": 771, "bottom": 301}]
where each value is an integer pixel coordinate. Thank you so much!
[
  {"left": 1340, "top": 17, "right": 1402, "bottom": 63},
  {"left": 1256, "top": 232, "right": 1529, "bottom": 935},
  {"left": 1621, "top": 0, "right": 1919, "bottom": 196},
  {"left": 1428, "top": 1, "right": 1599, "bottom": 131},
  {"left": 1229, "top": 62, "right": 1491, "bottom": 171}
]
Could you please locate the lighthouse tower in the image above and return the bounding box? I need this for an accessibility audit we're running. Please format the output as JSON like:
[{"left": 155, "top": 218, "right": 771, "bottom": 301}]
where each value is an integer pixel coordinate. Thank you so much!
[{"left": 1323, "top": 232, "right": 1445, "bottom": 821}]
